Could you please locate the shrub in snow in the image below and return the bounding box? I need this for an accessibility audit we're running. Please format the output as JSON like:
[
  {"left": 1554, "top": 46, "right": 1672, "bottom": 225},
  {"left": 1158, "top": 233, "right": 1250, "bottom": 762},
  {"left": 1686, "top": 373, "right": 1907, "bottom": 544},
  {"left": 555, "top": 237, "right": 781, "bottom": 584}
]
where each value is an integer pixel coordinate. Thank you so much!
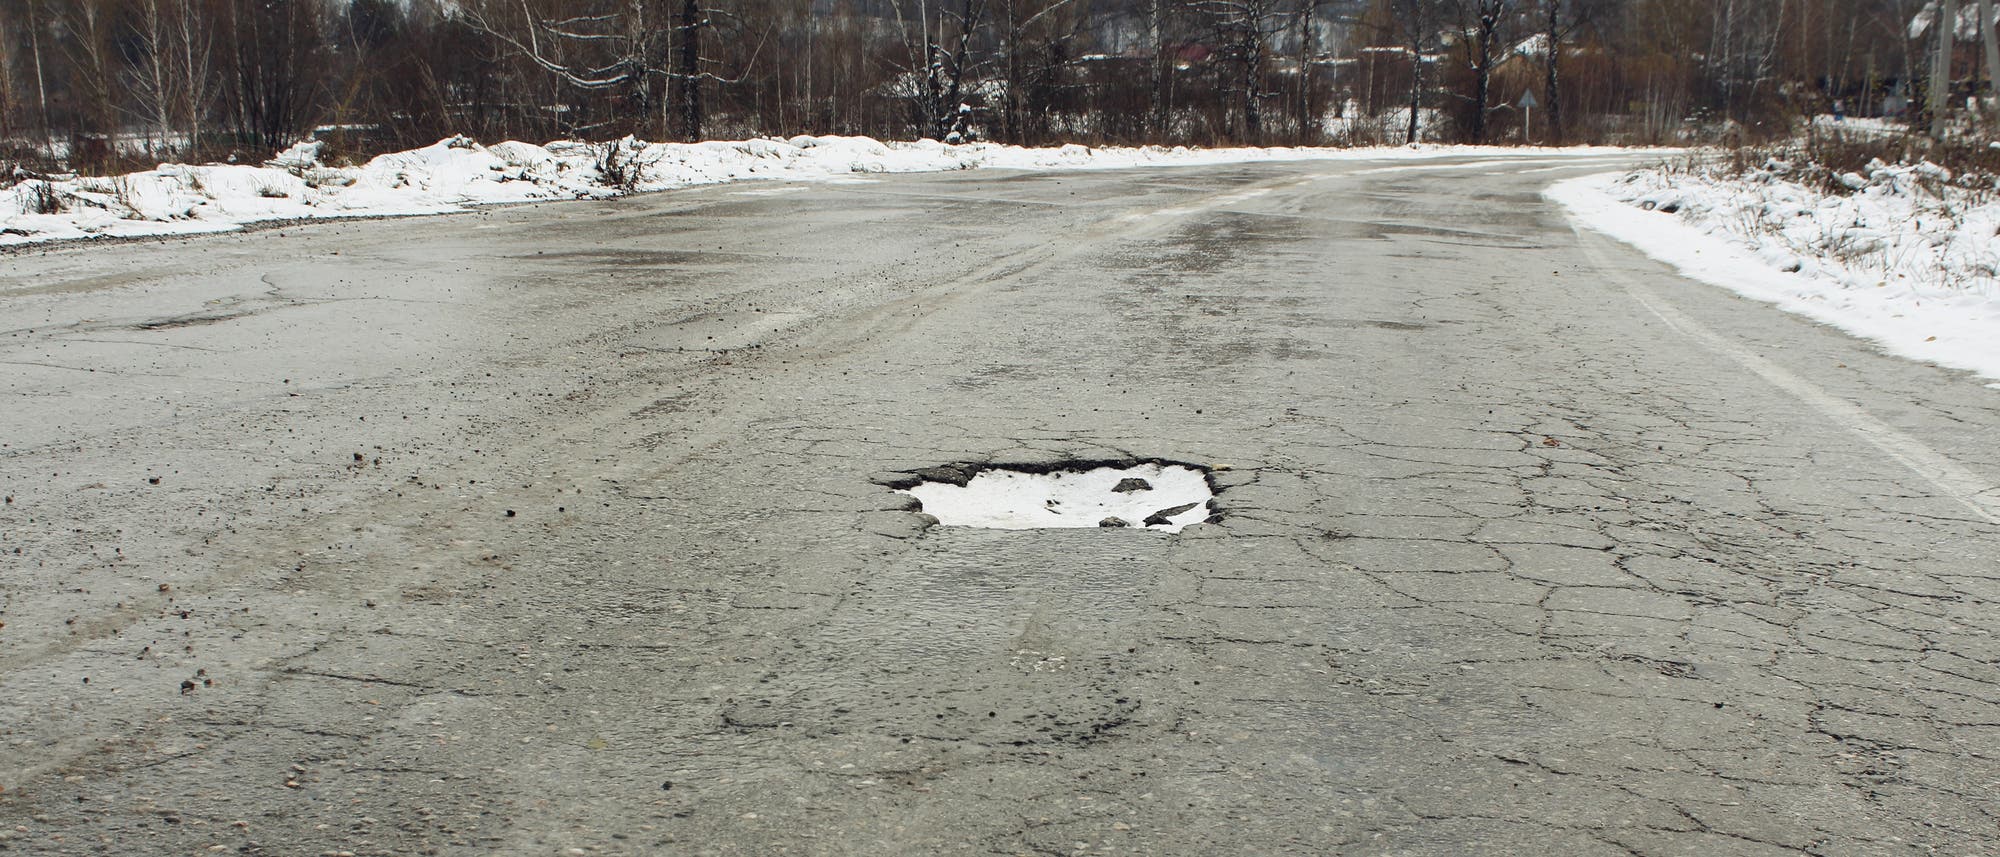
[{"left": 25, "top": 181, "right": 63, "bottom": 214}]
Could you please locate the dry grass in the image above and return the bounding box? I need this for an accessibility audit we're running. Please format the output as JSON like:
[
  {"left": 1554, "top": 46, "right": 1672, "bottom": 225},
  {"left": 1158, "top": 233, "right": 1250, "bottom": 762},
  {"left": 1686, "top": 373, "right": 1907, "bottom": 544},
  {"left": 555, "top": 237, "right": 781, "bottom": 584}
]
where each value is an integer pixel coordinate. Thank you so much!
[
  {"left": 1714, "top": 125, "right": 2000, "bottom": 202},
  {"left": 25, "top": 180, "right": 64, "bottom": 214},
  {"left": 1636, "top": 123, "right": 2000, "bottom": 294},
  {"left": 593, "top": 139, "right": 661, "bottom": 193}
]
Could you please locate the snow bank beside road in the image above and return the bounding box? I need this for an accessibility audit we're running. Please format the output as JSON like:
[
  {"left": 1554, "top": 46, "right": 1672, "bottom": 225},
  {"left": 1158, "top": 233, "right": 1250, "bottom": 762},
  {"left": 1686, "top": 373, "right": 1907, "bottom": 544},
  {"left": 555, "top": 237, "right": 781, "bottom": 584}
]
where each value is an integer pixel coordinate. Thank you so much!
[
  {"left": 1549, "top": 166, "right": 2000, "bottom": 384},
  {"left": 3, "top": 134, "right": 1633, "bottom": 247}
]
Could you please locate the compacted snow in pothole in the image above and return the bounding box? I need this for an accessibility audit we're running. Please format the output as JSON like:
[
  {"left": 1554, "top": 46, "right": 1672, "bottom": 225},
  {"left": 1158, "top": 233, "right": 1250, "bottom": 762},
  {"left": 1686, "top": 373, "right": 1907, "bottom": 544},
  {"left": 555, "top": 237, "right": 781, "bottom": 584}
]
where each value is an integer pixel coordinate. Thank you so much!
[{"left": 898, "top": 462, "right": 1215, "bottom": 532}]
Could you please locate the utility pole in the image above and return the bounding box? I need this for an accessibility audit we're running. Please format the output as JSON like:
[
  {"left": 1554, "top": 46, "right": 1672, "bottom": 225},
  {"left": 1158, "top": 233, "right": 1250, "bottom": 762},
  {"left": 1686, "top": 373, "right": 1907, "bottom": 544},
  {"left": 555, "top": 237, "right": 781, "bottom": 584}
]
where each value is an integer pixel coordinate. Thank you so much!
[{"left": 1932, "top": 0, "right": 1958, "bottom": 138}]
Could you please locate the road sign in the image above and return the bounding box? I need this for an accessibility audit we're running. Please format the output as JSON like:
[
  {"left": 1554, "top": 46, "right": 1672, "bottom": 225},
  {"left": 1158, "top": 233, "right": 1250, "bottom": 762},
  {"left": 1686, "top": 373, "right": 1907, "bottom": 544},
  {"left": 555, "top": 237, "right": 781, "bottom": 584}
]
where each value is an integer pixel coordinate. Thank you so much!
[{"left": 1518, "top": 89, "right": 1539, "bottom": 109}]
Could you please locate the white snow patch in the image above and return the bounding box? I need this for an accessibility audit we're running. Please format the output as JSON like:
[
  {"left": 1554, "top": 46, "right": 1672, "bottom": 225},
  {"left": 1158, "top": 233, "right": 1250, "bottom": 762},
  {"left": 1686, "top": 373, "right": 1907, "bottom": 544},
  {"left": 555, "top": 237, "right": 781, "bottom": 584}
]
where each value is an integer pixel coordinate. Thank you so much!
[
  {"left": 1548, "top": 169, "right": 2000, "bottom": 383},
  {"left": 1806, "top": 115, "right": 1907, "bottom": 138},
  {"left": 901, "top": 463, "right": 1213, "bottom": 533}
]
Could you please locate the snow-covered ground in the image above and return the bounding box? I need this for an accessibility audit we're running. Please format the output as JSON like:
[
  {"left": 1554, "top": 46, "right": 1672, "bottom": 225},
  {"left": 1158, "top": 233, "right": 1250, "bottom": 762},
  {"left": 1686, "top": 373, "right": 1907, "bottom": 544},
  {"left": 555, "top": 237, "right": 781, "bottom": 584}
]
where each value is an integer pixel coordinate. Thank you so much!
[
  {"left": 1806, "top": 115, "right": 1909, "bottom": 137},
  {"left": 3, "top": 134, "right": 1633, "bottom": 247},
  {"left": 1549, "top": 160, "right": 2000, "bottom": 384},
  {"left": 1322, "top": 104, "right": 1448, "bottom": 143}
]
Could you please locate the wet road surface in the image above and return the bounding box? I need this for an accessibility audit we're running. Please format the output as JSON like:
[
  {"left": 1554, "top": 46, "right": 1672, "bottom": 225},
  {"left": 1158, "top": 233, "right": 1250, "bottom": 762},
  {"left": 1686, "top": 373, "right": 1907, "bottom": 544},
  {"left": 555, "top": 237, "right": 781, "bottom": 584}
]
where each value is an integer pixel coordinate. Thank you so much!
[{"left": 4, "top": 154, "right": 2000, "bottom": 855}]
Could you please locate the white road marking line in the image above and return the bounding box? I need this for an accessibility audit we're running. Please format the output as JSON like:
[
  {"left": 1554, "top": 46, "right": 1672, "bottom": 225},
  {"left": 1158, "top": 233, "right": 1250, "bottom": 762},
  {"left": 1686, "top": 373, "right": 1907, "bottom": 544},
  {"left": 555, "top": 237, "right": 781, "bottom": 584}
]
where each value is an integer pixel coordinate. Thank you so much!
[{"left": 1573, "top": 227, "right": 2000, "bottom": 525}]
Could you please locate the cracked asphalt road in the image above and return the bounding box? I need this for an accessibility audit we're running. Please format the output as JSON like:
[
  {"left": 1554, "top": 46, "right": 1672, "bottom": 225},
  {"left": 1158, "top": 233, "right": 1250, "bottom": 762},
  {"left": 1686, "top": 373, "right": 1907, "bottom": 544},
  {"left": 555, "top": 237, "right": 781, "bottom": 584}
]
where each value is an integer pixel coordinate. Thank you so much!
[{"left": 4, "top": 153, "right": 2000, "bottom": 856}]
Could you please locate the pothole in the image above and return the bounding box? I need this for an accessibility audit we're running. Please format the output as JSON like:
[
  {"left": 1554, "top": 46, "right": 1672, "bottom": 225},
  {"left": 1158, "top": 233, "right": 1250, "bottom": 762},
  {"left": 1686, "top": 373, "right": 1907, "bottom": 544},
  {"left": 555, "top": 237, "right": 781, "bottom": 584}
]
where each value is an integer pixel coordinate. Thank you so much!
[{"left": 890, "top": 461, "right": 1217, "bottom": 533}]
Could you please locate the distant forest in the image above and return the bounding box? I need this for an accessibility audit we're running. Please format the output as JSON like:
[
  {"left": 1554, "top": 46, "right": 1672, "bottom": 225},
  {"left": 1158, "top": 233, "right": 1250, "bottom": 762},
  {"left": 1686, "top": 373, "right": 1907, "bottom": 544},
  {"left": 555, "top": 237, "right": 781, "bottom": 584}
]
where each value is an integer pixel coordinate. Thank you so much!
[{"left": 0, "top": 0, "right": 1977, "bottom": 169}]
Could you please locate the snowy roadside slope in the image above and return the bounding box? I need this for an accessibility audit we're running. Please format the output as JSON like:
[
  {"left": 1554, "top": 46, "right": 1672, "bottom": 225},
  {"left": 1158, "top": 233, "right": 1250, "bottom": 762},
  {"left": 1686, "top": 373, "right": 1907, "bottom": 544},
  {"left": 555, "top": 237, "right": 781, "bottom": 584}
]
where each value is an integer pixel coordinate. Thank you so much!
[
  {"left": 3, "top": 134, "right": 1637, "bottom": 247},
  {"left": 1548, "top": 169, "right": 2000, "bottom": 384}
]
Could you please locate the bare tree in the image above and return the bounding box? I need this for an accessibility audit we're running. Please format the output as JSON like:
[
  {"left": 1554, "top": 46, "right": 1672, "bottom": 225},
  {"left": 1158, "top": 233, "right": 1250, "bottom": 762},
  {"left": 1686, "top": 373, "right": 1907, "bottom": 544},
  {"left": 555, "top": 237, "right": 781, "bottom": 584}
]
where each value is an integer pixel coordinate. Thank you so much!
[
  {"left": 997, "top": 0, "right": 1085, "bottom": 143},
  {"left": 463, "top": 0, "right": 668, "bottom": 134},
  {"left": 1449, "top": 0, "right": 1517, "bottom": 143},
  {"left": 1194, "top": 0, "right": 1289, "bottom": 141},
  {"left": 0, "top": 0, "right": 1969, "bottom": 162},
  {"left": 60, "top": 0, "right": 121, "bottom": 150},
  {"left": 464, "top": 0, "right": 757, "bottom": 141},
  {"left": 674, "top": 0, "right": 703, "bottom": 140},
  {"left": 1537, "top": 0, "right": 1592, "bottom": 142},
  {"left": 129, "top": 0, "right": 181, "bottom": 154},
  {"left": 24, "top": 0, "right": 55, "bottom": 149},
  {"left": 1708, "top": 0, "right": 1788, "bottom": 122},
  {"left": 1148, "top": 0, "right": 1174, "bottom": 136},
  {"left": 891, "top": 0, "right": 991, "bottom": 140},
  {"left": 1922, "top": 0, "right": 1957, "bottom": 135},
  {"left": 1290, "top": 0, "right": 1327, "bottom": 144},
  {"left": 1394, "top": 0, "right": 1439, "bottom": 142},
  {"left": 175, "top": 0, "right": 212, "bottom": 157},
  {"left": 212, "top": 0, "right": 330, "bottom": 152}
]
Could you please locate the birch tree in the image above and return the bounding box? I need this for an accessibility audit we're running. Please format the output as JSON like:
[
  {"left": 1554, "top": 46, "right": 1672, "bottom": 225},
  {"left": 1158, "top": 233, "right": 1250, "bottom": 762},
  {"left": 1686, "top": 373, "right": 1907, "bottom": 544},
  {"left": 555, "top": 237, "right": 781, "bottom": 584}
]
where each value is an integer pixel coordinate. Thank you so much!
[
  {"left": 176, "top": 0, "right": 212, "bottom": 156},
  {"left": 1708, "top": 0, "right": 1787, "bottom": 121},
  {"left": 1193, "top": 0, "right": 1288, "bottom": 141},
  {"left": 26, "top": 0, "right": 52, "bottom": 149},
  {"left": 1289, "top": 0, "right": 1327, "bottom": 144},
  {"left": 60, "top": 0, "right": 120, "bottom": 147},
  {"left": 129, "top": 0, "right": 181, "bottom": 153}
]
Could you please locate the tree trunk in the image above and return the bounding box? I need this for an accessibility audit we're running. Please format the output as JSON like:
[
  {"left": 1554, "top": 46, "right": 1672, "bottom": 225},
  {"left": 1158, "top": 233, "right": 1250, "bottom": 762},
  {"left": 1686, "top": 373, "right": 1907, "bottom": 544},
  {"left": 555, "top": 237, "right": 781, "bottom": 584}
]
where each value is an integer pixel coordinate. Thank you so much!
[
  {"left": 1293, "top": 5, "right": 1314, "bottom": 144},
  {"left": 28, "top": 0, "right": 52, "bottom": 150},
  {"left": 626, "top": 0, "right": 654, "bottom": 137},
  {"left": 175, "top": 0, "right": 207, "bottom": 158},
  {"left": 1544, "top": 0, "right": 1561, "bottom": 143},
  {"left": 1471, "top": 11, "right": 1496, "bottom": 143},
  {"left": 1980, "top": 0, "right": 2000, "bottom": 124},
  {"left": 1406, "top": 13, "right": 1424, "bottom": 144},
  {"left": 1242, "top": 30, "right": 1262, "bottom": 141},
  {"left": 137, "top": 0, "right": 179, "bottom": 154},
  {"left": 1932, "top": 0, "right": 1958, "bottom": 137},
  {"left": 1150, "top": 0, "right": 1170, "bottom": 138},
  {"left": 677, "top": 0, "right": 703, "bottom": 142},
  {"left": 998, "top": 1, "right": 1020, "bottom": 142},
  {"left": 0, "top": 15, "right": 12, "bottom": 144},
  {"left": 932, "top": 0, "right": 982, "bottom": 141},
  {"left": 65, "top": 0, "right": 121, "bottom": 145}
]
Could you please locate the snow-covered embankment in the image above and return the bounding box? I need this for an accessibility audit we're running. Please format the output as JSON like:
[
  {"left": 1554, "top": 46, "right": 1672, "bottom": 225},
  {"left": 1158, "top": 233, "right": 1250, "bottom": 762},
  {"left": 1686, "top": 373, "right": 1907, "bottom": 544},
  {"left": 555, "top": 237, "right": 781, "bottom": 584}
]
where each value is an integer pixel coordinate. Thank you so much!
[{"left": 1549, "top": 161, "right": 2000, "bottom": 384}]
